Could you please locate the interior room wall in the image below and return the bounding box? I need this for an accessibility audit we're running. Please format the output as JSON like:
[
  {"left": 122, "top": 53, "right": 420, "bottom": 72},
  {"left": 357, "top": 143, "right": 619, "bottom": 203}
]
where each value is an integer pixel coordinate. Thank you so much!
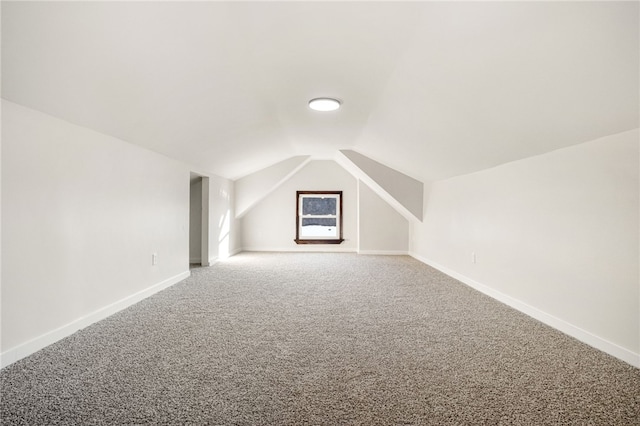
[
  {"left": 241, "top": 160, "right": 358, "bottom": 252},
  {"left": 340, "top": 150, "right": 423, "bottom": 221},
  {"left": 0, "top": 100, "right": 238, "bottom": 367},
  {"left": 358, "top": 180, "right": 409, "bottom": 254},
  {"left": 207, "top": 175, "right": 239, "bottom": 262},
  {"left": 235, "top": 156, "right": 310, "bottom": 218},
  {"left": 410, "top": 129, "right": 640, "bottom": 366}
]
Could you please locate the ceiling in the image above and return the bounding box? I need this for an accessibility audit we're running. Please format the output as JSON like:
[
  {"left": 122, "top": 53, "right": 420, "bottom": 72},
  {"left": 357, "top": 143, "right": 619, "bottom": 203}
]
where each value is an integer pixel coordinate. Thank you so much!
[{"left": 2, "top": 1, "right": 638, "bottom": 182}]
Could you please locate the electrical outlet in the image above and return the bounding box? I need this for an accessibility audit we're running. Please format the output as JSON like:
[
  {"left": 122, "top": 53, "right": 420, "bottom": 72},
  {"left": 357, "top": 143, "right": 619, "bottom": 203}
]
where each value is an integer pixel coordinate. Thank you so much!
[{"left": 152, "top": 253, "right": 158, "bottom": 265}]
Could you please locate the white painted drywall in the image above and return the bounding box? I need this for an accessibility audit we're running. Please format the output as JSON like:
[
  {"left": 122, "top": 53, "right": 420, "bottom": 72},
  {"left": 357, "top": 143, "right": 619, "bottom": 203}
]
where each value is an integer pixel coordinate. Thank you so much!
[
  {"left": 0, "top": 100, "right": 239, "bottom": 367},
  {"left": 235, "top": 156, "right": 310, "bottom": 218},
  {"left": 0, "top": 98, "right": 3, "bottom": 363},
  {"left": 358, "top": 180, "right": 409, "bottom": 254},
  {"left": 1, "top": 100, "right": 189, "bottom": 356},
  {"left": 410, "top": 129, "right": 639, "bottom": 365},
  {"left": 241, "top": 160, "right": 357, "bottom": 252},
  {"left": 189, "top": 178, "right": 202, "bottom": 263},
  {"left": 208, "top": 175, "right": 239, "bottom": 262},
  {"left": 340, "top": 150, "right": 423, "bottom": 221}
]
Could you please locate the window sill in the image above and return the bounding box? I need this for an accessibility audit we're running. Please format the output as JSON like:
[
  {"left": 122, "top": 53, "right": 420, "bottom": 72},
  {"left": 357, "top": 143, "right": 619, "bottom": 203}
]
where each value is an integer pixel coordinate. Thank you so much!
[{"left": 294, "top": 239, "right": 344, "bottom": 245}]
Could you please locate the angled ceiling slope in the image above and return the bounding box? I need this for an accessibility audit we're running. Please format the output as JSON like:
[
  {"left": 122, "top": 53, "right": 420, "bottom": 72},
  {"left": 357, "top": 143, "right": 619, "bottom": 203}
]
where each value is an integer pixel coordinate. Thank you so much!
[
  {"left": 235, "top": 156, "right": 311, "bottom": 218},
  {"left": 338, "top": 150, "right": 424, "bottom": 222},
  {"left": 2, "top": 2, "right": 637, "bottom": 182}
]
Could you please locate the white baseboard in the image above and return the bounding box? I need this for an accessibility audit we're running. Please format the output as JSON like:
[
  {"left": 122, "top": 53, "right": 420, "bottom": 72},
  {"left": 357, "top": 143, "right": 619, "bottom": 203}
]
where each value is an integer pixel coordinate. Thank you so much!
[
  {"left": 409, "top": 252, "right": 640, "bottom": 368},
  {"left": 189, "top": 257, "right": 201, "bottom": 264},
  {"left": 358, "top": 250, "right": 408, "bottom": 255},
  {"left": 241, "top": 248, "right": 407, "bottom": 255},
  {"left": 242, "top": 247, "right": 357, "bottom": 253},
  {"left": 1, "top": 270, "right": 191, "bottom": 369},
  {"left": 200, "top": 248, "right": 243, "bottom": 266},
  {"left": 229, "top": 247, "right": 242, "bottom": 257}
]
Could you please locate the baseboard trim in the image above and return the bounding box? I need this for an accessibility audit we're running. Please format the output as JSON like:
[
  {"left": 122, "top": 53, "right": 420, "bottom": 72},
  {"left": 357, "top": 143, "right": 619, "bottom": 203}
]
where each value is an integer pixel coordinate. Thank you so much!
[
  {"left": 409, "top": 252, "right": 640, "bottom": 368},
  {"left": 200, "top": 248, "right": 243, "bottom": 266},
  {"left": 358, "top": 250, "right": 408, "bottom": 255},
  {"left": 1, "top": 270, "right": 191, "bottom": 369},
  {"left": 242, "top": 247, "right": 357, "bottom": 253},
  {"left": 189, "top": 257, "right": 201, "bottom": 264},
  {"left": 229, "top": 248, "right": 242, "bottom": 257}
]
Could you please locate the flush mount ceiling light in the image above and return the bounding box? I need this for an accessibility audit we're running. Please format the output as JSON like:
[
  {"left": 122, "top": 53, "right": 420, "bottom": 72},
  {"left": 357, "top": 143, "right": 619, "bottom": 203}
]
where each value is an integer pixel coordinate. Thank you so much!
[{"left": 309, "top": 98, "right": 341, "bottom": 112}]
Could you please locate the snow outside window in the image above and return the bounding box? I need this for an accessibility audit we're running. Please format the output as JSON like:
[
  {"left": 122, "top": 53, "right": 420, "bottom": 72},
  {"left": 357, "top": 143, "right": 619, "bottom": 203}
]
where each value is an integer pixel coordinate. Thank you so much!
[{"left": 295, "top": 191, "right": 344, "bottom": 244}]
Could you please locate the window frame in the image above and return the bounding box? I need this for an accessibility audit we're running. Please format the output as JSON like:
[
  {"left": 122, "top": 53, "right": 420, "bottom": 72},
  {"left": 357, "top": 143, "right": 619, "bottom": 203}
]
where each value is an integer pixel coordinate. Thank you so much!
[{"left": 294, "top": 190, "right": 344, "bottom": 244}]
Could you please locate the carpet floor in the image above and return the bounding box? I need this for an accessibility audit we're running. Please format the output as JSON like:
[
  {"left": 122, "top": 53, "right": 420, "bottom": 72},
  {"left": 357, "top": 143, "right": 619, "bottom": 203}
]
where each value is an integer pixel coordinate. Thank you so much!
[{"left": 1, "top": 252, "right": 639, "bottom": 425}]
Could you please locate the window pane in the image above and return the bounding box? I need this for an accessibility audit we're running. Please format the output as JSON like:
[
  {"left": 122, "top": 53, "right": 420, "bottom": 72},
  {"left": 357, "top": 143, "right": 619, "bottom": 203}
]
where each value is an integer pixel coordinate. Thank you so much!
[
  {"left": 301, "top": 218, "right": 337, "bottom": 237},
  {"left": 302, "top": 218, "right": 336, "bottom": 227},
  {"left": 302, "top": 197, "right": 336, "bottom": 216}
]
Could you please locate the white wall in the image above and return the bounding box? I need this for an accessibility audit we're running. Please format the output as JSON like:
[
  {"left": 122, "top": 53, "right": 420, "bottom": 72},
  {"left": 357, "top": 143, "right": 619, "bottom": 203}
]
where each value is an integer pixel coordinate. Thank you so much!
[
  {"left": 1, "top": 100, "right": 238, "bottom": 367},
  {"left": 340, "top": 150, "right": 423, "bottom": 221},
  {"left": 358, "top": 180, "right": 409, "bottom": 254},
  {"left": 207, "top": 175, "right": 240, "bottom": 262},
  {"left": 241, "top": 160, "right": 358, "bottom": 252},
  {"left": 235, "top": 156, "right": 309, "bottom": 218},
  {"left": 189, "top": 178, "right": 202, "bottom": 263},
  {"left": 410, "top": 129, "right": 639, "bottom": 366}
]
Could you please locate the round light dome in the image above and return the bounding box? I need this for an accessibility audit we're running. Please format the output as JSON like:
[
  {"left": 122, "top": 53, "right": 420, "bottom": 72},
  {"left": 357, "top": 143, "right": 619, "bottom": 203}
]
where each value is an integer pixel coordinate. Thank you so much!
[{"left": 308, "top": 98, "right": 341, "bottom": 112}]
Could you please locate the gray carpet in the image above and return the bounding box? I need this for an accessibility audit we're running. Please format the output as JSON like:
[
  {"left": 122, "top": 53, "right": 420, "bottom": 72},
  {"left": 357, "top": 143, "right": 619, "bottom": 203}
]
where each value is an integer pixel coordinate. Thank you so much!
[{"left": 1, "top": 252, "right": 639, "bottom": 425}]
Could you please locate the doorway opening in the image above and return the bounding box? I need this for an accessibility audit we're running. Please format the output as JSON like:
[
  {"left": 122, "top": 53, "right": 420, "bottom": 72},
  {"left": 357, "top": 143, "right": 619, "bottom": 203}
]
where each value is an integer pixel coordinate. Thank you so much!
[{"left": 189, "top": 173, "right": 209, "bottom": 267}]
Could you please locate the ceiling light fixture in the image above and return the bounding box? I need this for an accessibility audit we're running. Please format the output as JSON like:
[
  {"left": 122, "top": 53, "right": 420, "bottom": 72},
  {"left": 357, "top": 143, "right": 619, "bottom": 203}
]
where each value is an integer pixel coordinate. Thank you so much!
[{"left": 309, "top": 97, "right": 341, "bottom": 112}]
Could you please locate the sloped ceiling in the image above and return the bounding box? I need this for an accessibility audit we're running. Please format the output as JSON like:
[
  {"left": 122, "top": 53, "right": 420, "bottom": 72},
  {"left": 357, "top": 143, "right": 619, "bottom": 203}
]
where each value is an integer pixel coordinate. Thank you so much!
[
  {"left": 2, "top": 1, "right": 638, "bottom": 182},
  {"left": 235, "top": 155, "right": 310, "bottom": 218},
  {"left": 338, "top": 150, "right": 423, "bottom": 221}
]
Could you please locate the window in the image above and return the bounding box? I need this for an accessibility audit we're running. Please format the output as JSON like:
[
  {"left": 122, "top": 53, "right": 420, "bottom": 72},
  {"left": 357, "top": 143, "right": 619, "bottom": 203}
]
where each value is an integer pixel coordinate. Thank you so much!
[{"left": 295, "top": 191, "right": 343, "bottom": 244}]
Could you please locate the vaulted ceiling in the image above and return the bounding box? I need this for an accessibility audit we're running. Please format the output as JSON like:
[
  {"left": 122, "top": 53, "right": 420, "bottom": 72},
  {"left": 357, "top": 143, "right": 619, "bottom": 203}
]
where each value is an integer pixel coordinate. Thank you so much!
[{"left": 2, "top": 1, "right": 638, "bottom": 182}]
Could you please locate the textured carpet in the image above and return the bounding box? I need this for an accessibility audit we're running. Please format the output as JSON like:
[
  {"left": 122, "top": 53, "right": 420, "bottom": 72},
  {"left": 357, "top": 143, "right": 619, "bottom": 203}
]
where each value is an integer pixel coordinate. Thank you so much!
[{"left": 1, "top": 252, "right": 639, "bottom": 425}]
